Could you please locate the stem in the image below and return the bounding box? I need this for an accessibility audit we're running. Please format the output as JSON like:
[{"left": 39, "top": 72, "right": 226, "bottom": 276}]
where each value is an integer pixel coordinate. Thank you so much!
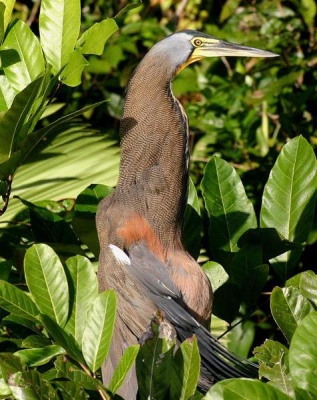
[{"left": 0, "top": 175, "right": 13, "bottom": 217}]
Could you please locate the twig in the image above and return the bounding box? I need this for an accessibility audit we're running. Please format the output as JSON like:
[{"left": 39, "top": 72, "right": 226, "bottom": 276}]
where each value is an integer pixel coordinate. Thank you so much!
[
  {"left": 0, "top": 175, "right": 13, "bottom": 217},
  {"left": 27, "top": 0, "right": 40, "bottom": 27}
]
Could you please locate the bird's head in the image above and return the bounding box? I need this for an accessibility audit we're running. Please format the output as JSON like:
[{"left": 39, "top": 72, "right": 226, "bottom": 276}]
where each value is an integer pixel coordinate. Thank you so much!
[{"left": 149, "top": 30, "right": 278, "bottom": 76}]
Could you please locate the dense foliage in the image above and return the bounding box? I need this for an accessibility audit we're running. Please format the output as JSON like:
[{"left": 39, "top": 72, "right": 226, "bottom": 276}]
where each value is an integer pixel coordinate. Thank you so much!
[{"left": 0, "top": 0, "right": 316, "bottom": 399}]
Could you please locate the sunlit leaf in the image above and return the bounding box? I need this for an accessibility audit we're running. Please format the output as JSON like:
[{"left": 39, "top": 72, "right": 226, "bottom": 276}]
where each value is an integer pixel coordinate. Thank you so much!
[
  {"left": 261, "top": 136, "right": 317, "bottom": 281},
  {"left": 204, "top": 378, "right": 292, "bottom": 399},
  {"left": 82, "top": 290, "right": 116, "bottom": 372},
  {"left": 0, "top": 280, "right": 39, "bottom": 321},
  {"left": 40, "top": 315, "right": 84, "bottom": 364},
  {"left": 39, "top": 0, "right": 80, "bottom": 74},
  {"left": 170, "top": 336, "right": 200, "bottom": 400},
  {"left": 201, "top": 156, "right": 257, "bottom": 268},
  {"left": 137, "top": 321, "right": 175, "bottom": 400},
  {"left": 2, "top": 19, "right": 45, "bottom": 91},
  {"left": 5, "top": 126, "right": 119, "bottom": 222},
  {"left": 108, "top": 345, "right": 140, "bottom": 394},
  {"left": 0, "top": 75, "right": 15, "bottom": 111},
  {"left": 77, "top": 18, "right": 118, "bottom": 55},
  {"left": 289, "top": 311, "right": 317, "bottom": 399},
  {"left": 64, "top": 255, "right": 98, "bottom": 346},
  {"left": 271, "top": 286, "right": 314, "bottom": 342},
  {"left": 2, "top": 0, "right": 14, "bottom": 31},
  {"left": 24, "top": 244, "right": 69, "bottom": 327},
  {"left": 60, "top": 48, "right": 88, "bottom": 87},
  {"left": 14, "top": 345, "right": 65, "bottom": 367},
  {"left": 254, "top": 339, "right": 293, "bottom": 397}
]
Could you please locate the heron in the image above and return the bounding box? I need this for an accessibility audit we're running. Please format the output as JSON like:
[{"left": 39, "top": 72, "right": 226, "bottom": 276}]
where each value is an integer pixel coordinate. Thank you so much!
[{"left": 97, "top": 29, "right": 277, "bottom": 399}]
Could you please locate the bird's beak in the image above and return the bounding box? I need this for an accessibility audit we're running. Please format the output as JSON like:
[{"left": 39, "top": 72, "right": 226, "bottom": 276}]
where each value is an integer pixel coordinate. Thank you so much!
[{"left": 192, "top": 39, "right": 278, "bottom": 59}]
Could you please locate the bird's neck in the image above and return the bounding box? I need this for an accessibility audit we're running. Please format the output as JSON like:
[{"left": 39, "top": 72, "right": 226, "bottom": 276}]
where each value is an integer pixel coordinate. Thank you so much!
[{"left": 116, "top": 55, "right": 189, "bottom": 248}]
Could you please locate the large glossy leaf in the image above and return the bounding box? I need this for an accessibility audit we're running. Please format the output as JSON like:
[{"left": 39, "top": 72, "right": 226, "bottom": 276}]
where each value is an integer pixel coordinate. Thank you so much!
[
  {"left": 289, "top": 311, "right": 317, "bottom": 399},
  {"left": 60, "top": 48, "right": 88, "bottom": 87},
  {"left": 0, "top": 75, "right": 15, "bottom": 111},
  {"left": 261, "top": 136, "right": 317, "bottom": 281},
  {"left": 0, "top": 280, "right": 39, "bottom": 321},
  {"left": 64, "top": 255, "right": 98, "bottom": 346},
  {"left": 40, "top": 315, "right": 84, "bottom": 364},
  {"left": 299, "top": 270, "right": 317, "bottom": 307},
  {"left": 201, "top": 156, "right": 257, "bottom": 267},
  {"left": 170, "top": 336, "right": 200, "bottom": 400},
  {"left": 2, "top": 0, "right": 14, "bottom": 31},
  {"left": 108, "top": 345, "right": 140, "bottom": 394},
  {"left": 39, "top": 0, "right": 80, "bottom": 75},
  {"left": 204, "top": 378, "right": 292, "bottom": 399},
  {"left": 77, "top": 18, "right": 118, "bottom": 55},
  {"left": 203, "top": 261, "right": 229, "bottom": 292},
  {"left": 2, "top": 19, "right": 45, "bottom": 91},
  {"left": 14, "top": 345, "right": 65, "bottom": 367},
  {"left": 3, "top": 126, "right": 120, "bottom": 222},
  {"left": 82, "top": 290, "right": 116, "bottom": 372},
  {"left": 136, "top": 322, "right": 175, "bottom": 400},
  {"left": 254, "top": 339, "right": 293, "bottom": 397},
  {"left": 24, "top": 244, "right": 69, "bottom": 327},
  {"left": 0, "top": 76, "right": 44, "bottom": 161},
  {"left": 270, "top": 286, "right": 314, "bottom": 342}
]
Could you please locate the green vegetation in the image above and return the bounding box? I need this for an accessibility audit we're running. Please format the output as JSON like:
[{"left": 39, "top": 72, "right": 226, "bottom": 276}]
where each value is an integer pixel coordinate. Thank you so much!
[{"left": 0, "top": 0, "right": 316, "bottom": 399}]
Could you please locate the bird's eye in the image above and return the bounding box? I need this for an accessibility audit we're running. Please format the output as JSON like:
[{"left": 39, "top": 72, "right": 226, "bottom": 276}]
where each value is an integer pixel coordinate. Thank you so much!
[{"left": 194, "top": 39, "right": 202, "bottom": 47}]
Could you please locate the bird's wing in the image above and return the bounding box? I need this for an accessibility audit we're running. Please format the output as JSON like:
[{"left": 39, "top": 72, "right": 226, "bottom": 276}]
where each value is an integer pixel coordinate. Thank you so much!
[{"left": 110, "top": 242, "right": 258, "bottom": 390}]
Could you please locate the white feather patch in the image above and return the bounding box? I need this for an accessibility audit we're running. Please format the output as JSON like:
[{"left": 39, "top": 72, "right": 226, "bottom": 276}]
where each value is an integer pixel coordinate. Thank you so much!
[{"left": 109, "top": 244, "right": 131, "bottom": 265}]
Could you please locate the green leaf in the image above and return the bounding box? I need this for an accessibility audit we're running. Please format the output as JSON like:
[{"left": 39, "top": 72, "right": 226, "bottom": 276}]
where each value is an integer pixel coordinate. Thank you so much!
[
  {"left": 136, "top": 321, "right": 175, "bottom": 400},
  {"left": 299, "top": 270, "right": 317, "bottom": 307},
  {"left": 4, "top": 125, "right": 119, "bottom": 222},
  {"left": 8, "top": 370, "right": 58, "bottom": 399},
  {"left": 202, "top": 261, "right": 229, "bottom": 292},
  {"left": 21, "top": 335, "right": 52, "bottom": 349},
  {"left": 2, "top": 0, "right": 14, "bottom": 32},
  {"left": 14, "top": 345, "right": 65, "bottom": 367},
  {"left": 60, "top": 48, "right": 88, "bottom": 87},
  {"left": 270, "top": 286, "right": 314, "bottom": 342},
  {"left": 170, "top": 336, "right": 200, "bottom": 400},
  {"left": 0, "top": 75, "right": 15, "bottom": 111},
  {"left": 64, "top": 255, "right": 98, "bottom": 346},
  {"left": 2, "top": 19, "right": 45, "bottom": 91},
  {"left": 82, "top": 290, "right": 117, "bottom": 372},
  {"left": 201, "top": 156, "right": 257, "bottom": 268},
  {"left": 39, "top": 0, "right": 81, "bottom": 75},
  {"left": 0, "top": 76, "right": 44, "bottom": 160},
  {"left": 17, "top": 197, "right": 79, "bottom": 245},
  {"left": 108, "top": 345, "right": 140, "bottom": 394},
  {"left": 254, "top": 339, "right": 293, "bottom": 397},
  {"left": 72, "top": 184, "right": 114, "bottom": 256},
  {"left": 24, "top": 244, "right": 69, "bottom": 327},
  {"left": 183, "top": 178, "right": 203, "bottom": 258},
  {"left": 261, "top": 136, "right": 317, "bottom": 281},
  {"left": 289, "top": 311, "right": 317, "bottom": 398},
  {"left": 21, "top": 100, "right": 108, "bottom": 159},
  {"left": 204, "top": 378, "right": 293, "bottom": 399},
  {"left": 0, "top": 280, "right": 39, "bottom": 321},
  {"left": 40, "top": 315, "right": 84, "bottom": 364},
  {"left": 77, "top": 18, "right": 118, "bottom": 55},
  {"left": 54, "top": 356, "right": 101, "bottom": 390}
]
